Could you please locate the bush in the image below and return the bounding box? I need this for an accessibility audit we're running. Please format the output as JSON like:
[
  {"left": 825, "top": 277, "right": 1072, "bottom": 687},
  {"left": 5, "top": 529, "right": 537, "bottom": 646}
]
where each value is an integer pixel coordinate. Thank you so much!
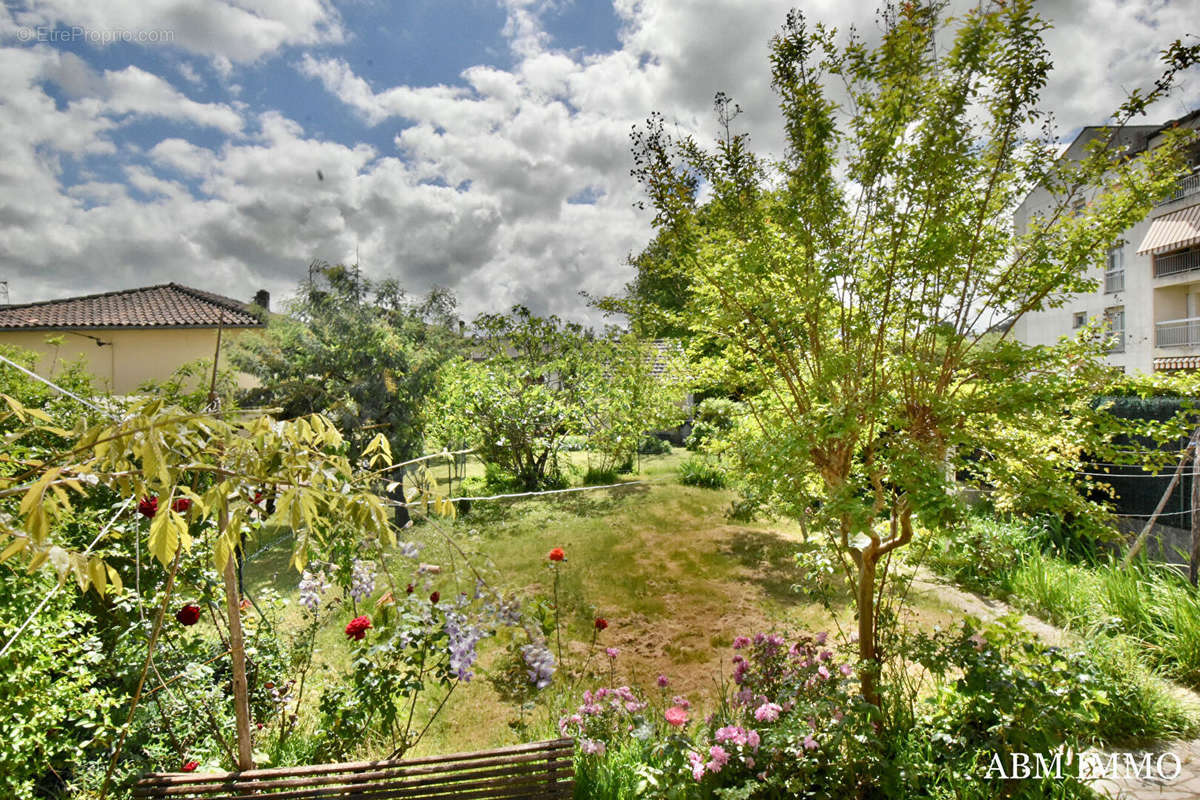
[
  {"left": 925, "top": 514, "right": 1033, "bottom": 594},
  {"left": 637, "top": 434, "right": 672, "bottom": 455},
  {"left": 678, "top": 457, "right": 726, "bottom": 489},
  {"left": 583, "top": 467, "right": 621, "bottom": 486},
  {"left": 562, "top": 632, "right": 881, "bottom": 799},
  {"left": 684, "top": 397, "right": 742, "bottom": 452}
]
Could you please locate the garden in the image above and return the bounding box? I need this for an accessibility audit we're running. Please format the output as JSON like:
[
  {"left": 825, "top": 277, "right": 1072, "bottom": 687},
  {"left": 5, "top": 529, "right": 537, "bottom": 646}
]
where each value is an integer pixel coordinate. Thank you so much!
[{"left": 4, "top": 2, "right": 1200, "bottom": 799}]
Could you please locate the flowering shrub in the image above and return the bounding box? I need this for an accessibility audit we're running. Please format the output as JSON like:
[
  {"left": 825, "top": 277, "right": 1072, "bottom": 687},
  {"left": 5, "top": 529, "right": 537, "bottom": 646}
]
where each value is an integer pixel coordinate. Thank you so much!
[
  {"left": 909, "top": 617, "right": 1106, "bottom": 762},
  {"left": 565, "top": 631, "right": 882, "bottom": 799}
]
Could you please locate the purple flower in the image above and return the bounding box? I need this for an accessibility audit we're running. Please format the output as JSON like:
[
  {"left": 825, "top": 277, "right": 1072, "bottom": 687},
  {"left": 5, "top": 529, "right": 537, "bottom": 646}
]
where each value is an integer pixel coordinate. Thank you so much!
[
  {"left": 445, "top": 610, "right": 487, "bottom": 681},
  {"left": 733, "top": 636, "right": 751, "bottom": 649},
  {"left": 606, "top": 647, "right": 619, "bottom": 659},
  {"left": 656, "top": 674, "right": 669, "bottom": 688},
  {"left": 349, "top": 559, "right": 375, "bottom": 602},
  {"left": 521, "top": 642, "right": 555, "bottom": 689},
  {"left": 803, "top": 734, "right": 819, "bottom": 751},
  {"left": 839, "top": 663, "right": 853, "bottom": 677}
]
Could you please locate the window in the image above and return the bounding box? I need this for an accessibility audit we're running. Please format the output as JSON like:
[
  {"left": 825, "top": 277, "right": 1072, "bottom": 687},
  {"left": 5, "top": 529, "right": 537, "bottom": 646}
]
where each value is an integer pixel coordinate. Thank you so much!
[
  {"left": 1104, "top": 306, "right": 1125, "bottom": 353},
  {"left": 1105, "top": 242, "right": 1125, "bottom": 293},
  {"left": 1072, "top": 311, "right": 1087, "bottom": 329}
]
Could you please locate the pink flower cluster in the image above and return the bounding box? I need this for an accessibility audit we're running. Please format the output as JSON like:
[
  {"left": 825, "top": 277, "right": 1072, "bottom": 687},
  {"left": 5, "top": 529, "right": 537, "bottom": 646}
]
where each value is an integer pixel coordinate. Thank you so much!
[
  {"left": 687, "top": 730, "right": 760, "bottom": 782},
  {"left": 559, "top": 685, "right": 649, "bottom": 745}
]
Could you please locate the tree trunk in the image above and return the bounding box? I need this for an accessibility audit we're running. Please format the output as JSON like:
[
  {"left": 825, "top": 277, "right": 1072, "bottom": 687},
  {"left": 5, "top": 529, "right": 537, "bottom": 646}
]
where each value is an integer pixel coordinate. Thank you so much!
[
  {"left": 221, "top": 511, "right": 254, "bottom": 770},
  {"left": 856, "top": 547, "right": 881, "bottom": 708}
]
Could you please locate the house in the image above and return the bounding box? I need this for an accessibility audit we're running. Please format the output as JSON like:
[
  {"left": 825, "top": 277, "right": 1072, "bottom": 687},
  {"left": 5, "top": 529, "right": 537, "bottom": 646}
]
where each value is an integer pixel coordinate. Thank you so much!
[
  {"left": 1010, "top": 109, "right": 1200, "bottom": 373},
  {"left": 0, "top": 283, "right": 267, "bottom": 394}
]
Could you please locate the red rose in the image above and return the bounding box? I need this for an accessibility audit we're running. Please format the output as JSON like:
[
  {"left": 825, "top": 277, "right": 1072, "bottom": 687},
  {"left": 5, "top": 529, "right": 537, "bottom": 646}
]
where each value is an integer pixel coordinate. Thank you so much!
[
  {"left": 406, "top": 583, "right": 414, "bottom": 594},
  {"left": 181, "top": 761, "right": 199, "bottom": 772},
  {"left": 175, "top": 604, "right": 201, "bottom": 626},
  {"left": 548, "top": 547, "right": 566, "bottom": 562},
  {"left": 594, "top": 617, "right": 608, "bottom": 631},
  {"left": 252, "top": 491, "right": 264, "bottom": 505},
  {"left": 345, "top": 615, "right": 372, "bottom": 640},
  {"left": 137, "top": 497, "right": 158, "bottom": 519},
  {"left": 430, "top": 591, "right": 440, "bottom": 605},
  {"left": 171, "top": 497, "right": 192, "bottom": 513}
]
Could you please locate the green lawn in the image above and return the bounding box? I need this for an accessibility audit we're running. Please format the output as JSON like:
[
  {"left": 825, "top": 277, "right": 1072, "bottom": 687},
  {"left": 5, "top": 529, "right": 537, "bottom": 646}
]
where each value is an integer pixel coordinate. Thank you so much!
[{"left": 241, "top": 448, "right": 959, "bottom": 758}]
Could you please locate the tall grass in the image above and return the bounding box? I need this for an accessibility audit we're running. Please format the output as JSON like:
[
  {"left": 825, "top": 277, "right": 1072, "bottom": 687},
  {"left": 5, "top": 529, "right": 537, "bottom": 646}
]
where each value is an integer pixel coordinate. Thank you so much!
[
  {"left": 930, "top": 514, "right": 1200, "bottom": 692},
  {"left": 573, "top": 740, "right": 654, "bottom": 800},
  {"left": 1083, "top": 634, "right": 1200, "bottom": 743},
  {"left": 1008, "top": 550, "right": 1099, "bottom": 628}
]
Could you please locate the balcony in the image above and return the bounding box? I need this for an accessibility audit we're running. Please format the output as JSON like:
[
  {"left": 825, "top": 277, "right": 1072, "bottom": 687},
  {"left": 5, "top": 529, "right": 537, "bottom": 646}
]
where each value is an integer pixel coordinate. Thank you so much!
[
  {"left": 1156, "top": 171, "right": 1200, "bottom": 207},
  {"left": 1153, "top": 247, "right": 1200, "bottom": 279},
  {"left": 1156, "top": 316, "right": 1200, "bottom": 348}
]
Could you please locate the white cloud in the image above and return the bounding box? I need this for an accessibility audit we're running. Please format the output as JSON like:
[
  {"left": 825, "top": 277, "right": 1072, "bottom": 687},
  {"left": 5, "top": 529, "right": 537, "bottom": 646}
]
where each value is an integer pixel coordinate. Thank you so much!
[
  {"left": 8, "top": 0, "right": 344, "bottom": 62},
  {"left": 101, "top": 66, "right": 242, "bottom": 133},
  {"left": 1, "top": 0, "right": 1197, "bottom": 323}
]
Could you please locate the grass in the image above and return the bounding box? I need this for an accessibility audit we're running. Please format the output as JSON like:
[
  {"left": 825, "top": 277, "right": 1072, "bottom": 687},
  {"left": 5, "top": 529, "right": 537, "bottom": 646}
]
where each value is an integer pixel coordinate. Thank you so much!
[
  {"left": 241, "top": 448, "right": 957, "bottom": 760},
  {"left": 241, "top": 472, "right": 1199, "bottom": 767},
  {"left": 927, "top": 513, "right": 1200, "bottom": 723}
]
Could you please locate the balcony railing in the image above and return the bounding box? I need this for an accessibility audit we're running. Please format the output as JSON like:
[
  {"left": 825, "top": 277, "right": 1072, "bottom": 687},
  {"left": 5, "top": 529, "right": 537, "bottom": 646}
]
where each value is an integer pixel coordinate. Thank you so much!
[
  {"left": 1156, "top": 171, "right": 1200, "bottom": 206},
  {"left": 1156, "top": 316, "right": 1200, "bottom": 348},
  {"left": 1105, "top": 270, "right": 1125, "bottom": 293},
  {"left": 1153, "top": 248, "right": 1200, "bottom": 278}
]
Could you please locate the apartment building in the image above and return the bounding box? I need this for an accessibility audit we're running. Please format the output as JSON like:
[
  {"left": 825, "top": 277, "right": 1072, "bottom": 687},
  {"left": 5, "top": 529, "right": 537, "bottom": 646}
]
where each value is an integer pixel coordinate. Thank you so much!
[{"left": 1011, "top": 110, "right": 1200, "bottom": 373}]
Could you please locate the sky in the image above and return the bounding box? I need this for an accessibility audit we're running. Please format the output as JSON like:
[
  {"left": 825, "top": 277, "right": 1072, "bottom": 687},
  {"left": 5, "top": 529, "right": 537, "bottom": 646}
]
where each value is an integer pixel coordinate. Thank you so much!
[{"left": 0, "top": 0, "right": 1197, "bottom": 326}]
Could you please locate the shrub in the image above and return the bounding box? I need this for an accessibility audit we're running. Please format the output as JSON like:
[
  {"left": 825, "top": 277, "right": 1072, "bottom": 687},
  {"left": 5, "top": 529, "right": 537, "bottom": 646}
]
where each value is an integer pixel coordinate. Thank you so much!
[
  {"left": 637, "top": 434, "right": 672, "bottom": 455},
  {"left": 583, "top": 467, "right": 621, "bottom": 486},
  {"left": 678, "top": 457, "right": 726, "bottom": 489},
  {"left": 924, "top": 514, "right": 1032, "bottom": 594},
  {"left": 563, "top": 632, "right": 881, "bottom": 799},
  {"left": 684, "top": 397, "right": 742, "bottom": 452}
]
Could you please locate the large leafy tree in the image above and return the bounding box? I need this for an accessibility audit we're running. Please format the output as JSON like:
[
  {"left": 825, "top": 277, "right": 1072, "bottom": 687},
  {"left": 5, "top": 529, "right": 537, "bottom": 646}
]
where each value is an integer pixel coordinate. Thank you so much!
[
  {"left": 232, "top": 263, "right": 462, "bottom": 460},
  {"left": 453, "top": 306, "right": 590, "bottom": 491},
  {"left": 630, "top": 0, "right": 1198, "bottom": 706}
]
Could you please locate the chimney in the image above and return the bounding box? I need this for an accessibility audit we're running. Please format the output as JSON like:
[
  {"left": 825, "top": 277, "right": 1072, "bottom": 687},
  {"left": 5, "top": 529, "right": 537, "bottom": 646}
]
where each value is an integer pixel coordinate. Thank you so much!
[{"left": 253, "top": 289, "right": 270, "bottom": 311}]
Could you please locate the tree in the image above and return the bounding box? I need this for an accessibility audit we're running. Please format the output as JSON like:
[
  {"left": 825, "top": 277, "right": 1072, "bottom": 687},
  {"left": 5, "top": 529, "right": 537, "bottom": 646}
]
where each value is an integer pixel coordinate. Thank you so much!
[
  {"left": 629, "top": 1, "right": 1198, "bottom": 707},
  {"left": 231, "top": 262, "right": 462, "bottom": 461},
  {"left": 578, "top": 332, "right": 687, "bottom": 474},
  {"left": 454, "top": 306, "right": 589, "bottom": 491},
  {"left": 0, "top": 382, "right": 398, "bottom": 775}
]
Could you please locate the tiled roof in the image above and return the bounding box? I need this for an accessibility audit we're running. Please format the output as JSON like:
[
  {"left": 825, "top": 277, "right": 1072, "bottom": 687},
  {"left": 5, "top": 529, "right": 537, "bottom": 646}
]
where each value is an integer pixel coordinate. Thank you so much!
[
  {"left": 0, "top": 283, "right": 264, "bottom": 330},
  {"left": 646, "top": 338, "right": 684, "bottom": 377}
]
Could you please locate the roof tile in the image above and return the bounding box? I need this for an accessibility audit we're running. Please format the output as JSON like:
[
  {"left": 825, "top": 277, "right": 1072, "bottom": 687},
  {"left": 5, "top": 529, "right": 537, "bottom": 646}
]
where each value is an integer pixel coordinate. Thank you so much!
[{"left": 0, "top": 283, "right": 264, "bottom": 330}]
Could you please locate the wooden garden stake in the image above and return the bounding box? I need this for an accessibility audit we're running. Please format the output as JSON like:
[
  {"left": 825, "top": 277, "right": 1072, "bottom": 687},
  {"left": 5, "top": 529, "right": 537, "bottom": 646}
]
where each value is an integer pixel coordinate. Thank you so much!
[
  {"left": 1191, "top": 442, "right": 1200, "bottom": 586},
  {"left": 1123, "top": 433, "right": 1197, "bottom": 569},
  {"left": 220, "top": 509, "right": 254, "bottom": 770}
]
